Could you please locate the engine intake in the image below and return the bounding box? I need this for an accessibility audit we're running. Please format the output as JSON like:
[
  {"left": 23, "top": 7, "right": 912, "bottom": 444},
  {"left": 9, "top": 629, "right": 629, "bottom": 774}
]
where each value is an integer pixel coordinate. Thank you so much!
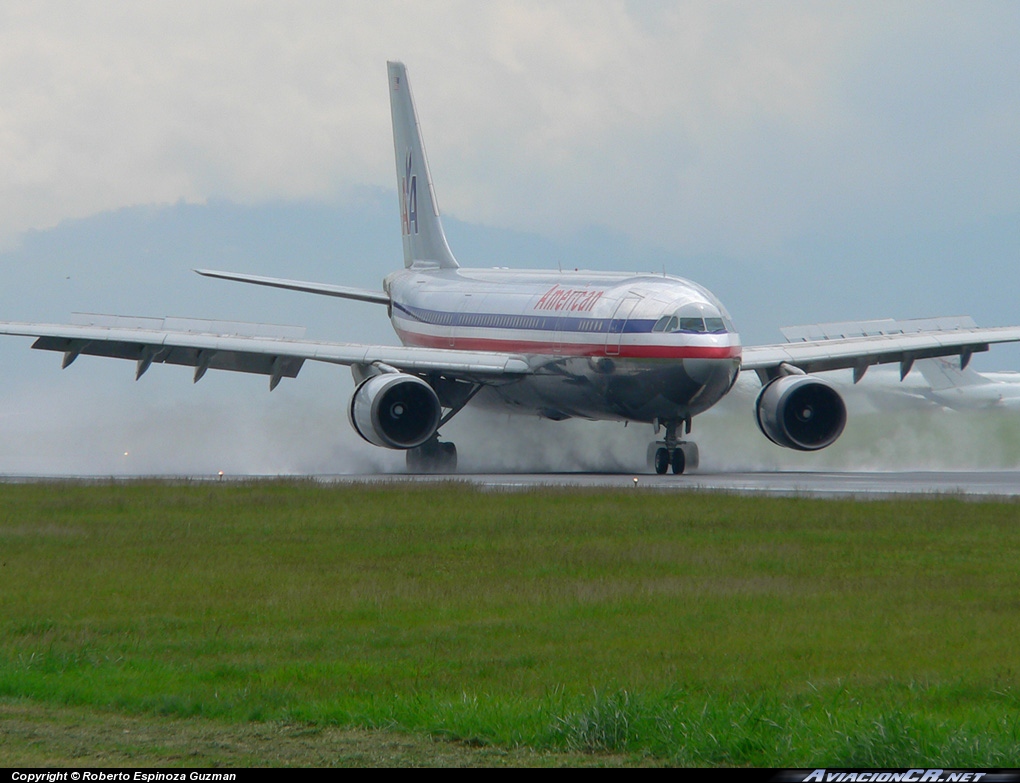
[
  {"left": 348, "top": 373, "right": 442, "bottom": 449},
  {"left": 754, "top": 375, "right": 847, "bottom": 451}
]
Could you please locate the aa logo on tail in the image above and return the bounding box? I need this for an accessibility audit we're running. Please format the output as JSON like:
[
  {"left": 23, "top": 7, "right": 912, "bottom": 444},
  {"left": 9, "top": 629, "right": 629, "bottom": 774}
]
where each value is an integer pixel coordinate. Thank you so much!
[{"left": 401, "top": 151, "right": 418, "bottom": 235}]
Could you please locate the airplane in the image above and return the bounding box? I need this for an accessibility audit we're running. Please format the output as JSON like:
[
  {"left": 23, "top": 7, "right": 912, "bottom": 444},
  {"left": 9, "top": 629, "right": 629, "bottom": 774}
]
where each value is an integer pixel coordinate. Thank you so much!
[
  {"left": 841, "top": 355, "right": 1020, "bottom": 412},
  {"left": 913, "top": 358, "right": 1020, "bottom": 411},
  {"left": 4, "top": 61, "right": 1020, "bottom": 475}
]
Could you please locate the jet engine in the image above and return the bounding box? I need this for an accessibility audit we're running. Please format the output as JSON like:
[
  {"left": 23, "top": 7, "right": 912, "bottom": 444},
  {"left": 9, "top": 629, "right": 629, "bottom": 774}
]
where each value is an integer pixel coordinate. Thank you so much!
[
  {"left": 348, "top": 373, "right": 442, "bottom": 449},
  {"left": 754, "top": 375, "right": 847, "bottom": 451}
]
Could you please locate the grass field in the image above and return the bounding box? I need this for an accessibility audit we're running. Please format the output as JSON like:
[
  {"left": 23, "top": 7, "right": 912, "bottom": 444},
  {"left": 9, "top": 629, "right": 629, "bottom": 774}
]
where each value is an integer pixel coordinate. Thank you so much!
[{"left": 1, "top": 480, "right": 1019, "bottom": 766}]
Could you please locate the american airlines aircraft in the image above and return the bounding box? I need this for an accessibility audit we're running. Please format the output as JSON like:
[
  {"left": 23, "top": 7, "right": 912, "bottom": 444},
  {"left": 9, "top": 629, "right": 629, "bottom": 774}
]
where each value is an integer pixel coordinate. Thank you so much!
[
  {"left": 913, "top": 359, "right": 1020, "bottom": 411},
  {"left": 837, "top": 355, "right": 1020, "bottom": 413},
  {"left": 3, "top": 62, "right": 1020, "bottom": 474}
]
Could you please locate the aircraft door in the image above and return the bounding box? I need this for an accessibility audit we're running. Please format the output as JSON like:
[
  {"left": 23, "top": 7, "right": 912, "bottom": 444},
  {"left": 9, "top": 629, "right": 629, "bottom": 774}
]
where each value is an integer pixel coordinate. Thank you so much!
[
  {"left": 605, "top": 295, "right": 641, "bottom": 356},
  {"left": 449, "top": 294, "right": 472, "bottom": 348}
]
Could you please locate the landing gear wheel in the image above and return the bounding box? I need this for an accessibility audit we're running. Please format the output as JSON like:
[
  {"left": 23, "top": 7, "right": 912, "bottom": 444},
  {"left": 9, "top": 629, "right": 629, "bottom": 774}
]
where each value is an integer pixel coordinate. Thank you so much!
[
  {"left": 406, "top": 439, "right": 458, "bottom": 474},
  {"left": 406, "top": 447, "right": 422, "bottom": 472},
  {"left": 671, "top": 447, "right": 686, "bottom": 475},
  {"left": 440, "top": 441, "right": 458, "bottom": 473},
  {"left": 654, "top": 447, "right": 670, "bottom": 475}
]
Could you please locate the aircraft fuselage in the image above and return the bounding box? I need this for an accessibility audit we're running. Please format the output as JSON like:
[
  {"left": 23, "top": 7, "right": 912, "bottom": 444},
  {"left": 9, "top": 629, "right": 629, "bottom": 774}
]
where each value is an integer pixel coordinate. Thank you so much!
[{"left": 385, "top": 266, "right": 742, "bottom": 423}]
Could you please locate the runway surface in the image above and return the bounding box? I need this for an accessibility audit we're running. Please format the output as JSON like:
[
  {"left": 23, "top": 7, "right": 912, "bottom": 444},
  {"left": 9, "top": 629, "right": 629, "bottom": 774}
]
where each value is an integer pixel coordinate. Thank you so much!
[
  {"left": 315, "top": 470, "right": 1020, "bottom": 499},
  {"left": 5, "top": 470, "right": 1020, "bottom": 498}
]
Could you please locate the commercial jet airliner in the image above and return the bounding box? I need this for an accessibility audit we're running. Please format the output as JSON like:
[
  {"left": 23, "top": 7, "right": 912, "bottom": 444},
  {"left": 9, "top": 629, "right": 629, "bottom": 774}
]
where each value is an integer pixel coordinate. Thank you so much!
[
  {"left": 829, "top": 354, "right": 1020, "bottom": 412},
  {"left": 4, "top": 62, "right": 1020, "bottom": 474}
]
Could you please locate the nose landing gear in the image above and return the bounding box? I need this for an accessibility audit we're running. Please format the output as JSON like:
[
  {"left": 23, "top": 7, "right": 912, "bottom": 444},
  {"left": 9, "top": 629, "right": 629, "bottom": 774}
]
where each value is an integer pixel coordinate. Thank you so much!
[
  {"left": 651, "top": 443, "right": 698, "bottom": 474},
  {"left": 649, "top": 418, "right": 699, "bottom": 475}
]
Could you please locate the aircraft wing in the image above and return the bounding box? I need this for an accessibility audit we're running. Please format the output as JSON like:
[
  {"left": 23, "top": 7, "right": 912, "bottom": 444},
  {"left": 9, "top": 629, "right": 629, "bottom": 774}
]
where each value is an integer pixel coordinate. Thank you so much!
[
  {"left": 0, "top": 315, "right": 531, "bottom": 390},
  {"left": 742, "top": 317, "right": 1020, "bottom": 382}
]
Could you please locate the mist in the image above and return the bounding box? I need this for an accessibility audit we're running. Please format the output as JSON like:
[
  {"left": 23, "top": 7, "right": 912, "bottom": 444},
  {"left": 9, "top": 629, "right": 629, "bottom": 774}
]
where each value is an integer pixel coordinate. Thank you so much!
[
  {"left": 4, "top": 366, "right": 1020, "bottom": 477},
  {"left": 0, "top": 370, "right": 399, "bottom": 477}
]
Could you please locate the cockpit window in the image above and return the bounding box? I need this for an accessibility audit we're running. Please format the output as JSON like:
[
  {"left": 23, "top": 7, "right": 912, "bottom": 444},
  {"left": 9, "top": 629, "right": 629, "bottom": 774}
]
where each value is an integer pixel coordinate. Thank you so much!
[
  {"left": 662, "top": 303, "right": 730, "bottom": 334},
  {"left": 705, "top": 317, "right": 726, "bottom": 333}
]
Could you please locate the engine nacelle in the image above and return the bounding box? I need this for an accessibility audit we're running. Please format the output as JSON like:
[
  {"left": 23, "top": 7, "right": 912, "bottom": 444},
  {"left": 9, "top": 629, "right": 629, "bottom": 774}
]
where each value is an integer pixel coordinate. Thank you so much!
[
  {"left": 754, "top": 375, "right": 847, "bottom": 451},
  {"left": 348, "top": 373, "right": 442, "bottom": 449}
]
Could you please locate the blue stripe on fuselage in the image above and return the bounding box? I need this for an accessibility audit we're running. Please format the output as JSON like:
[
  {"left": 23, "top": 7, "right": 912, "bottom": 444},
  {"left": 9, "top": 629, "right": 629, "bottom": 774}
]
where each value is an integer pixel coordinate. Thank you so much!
[{"left": 393, "top": 302, "right": 687, "bottom": 335}]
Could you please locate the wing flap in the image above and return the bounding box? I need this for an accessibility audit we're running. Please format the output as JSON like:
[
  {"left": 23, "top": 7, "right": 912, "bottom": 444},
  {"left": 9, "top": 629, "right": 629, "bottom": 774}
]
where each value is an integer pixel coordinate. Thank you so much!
[
  {"left": 71, "top": 312, "right": 309, "bottom": 340},
  {"left": 29, "top": 333, "right": 305, "bottom": 380}
]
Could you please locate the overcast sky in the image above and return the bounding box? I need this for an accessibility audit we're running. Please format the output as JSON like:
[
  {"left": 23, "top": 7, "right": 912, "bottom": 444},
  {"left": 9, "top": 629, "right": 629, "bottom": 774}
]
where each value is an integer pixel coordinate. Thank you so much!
[
  {"left": 3, "top": 2, "right": 1018, "bottom": 251},
  {"left": 1, "top": 1, "right": 1019, "bottom": 474}
]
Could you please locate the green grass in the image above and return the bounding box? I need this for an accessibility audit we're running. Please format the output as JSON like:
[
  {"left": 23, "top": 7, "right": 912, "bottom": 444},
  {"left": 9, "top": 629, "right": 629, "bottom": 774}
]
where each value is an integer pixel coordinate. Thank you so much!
[{"left": 2, "top": 480, "right": 1020, "bottom": 765}]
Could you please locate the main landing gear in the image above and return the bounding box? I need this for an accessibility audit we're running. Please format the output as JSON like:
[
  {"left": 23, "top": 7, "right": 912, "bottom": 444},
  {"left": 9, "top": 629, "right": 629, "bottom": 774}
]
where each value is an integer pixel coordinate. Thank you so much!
[
  {"left": 403, "top": 379, "right": 482, "bottom": 474},
  {"left": 650, "top": 418, "right": 699, "bottom": 475},
  {"left": 406, "top": 436, "right": 458, "bottom": 473}
]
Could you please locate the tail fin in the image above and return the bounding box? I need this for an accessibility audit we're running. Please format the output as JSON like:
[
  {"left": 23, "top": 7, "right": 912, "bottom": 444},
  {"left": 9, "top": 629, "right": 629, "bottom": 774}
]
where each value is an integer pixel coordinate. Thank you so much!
[
  {"left": 917, "top": 357, "right": 988, "bottom": 390},
  {"left": 387, "top": 61, "right": 458, "bottom": 270}
]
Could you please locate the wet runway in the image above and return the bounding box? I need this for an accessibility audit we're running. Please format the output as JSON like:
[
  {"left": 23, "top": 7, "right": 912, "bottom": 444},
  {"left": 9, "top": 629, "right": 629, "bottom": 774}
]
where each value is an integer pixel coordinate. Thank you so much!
[
  {"left": 316, "top": 470, "right": 1020, "bottom": 499},
  {"left": 4, "top": 470, "right": 1020, "bottom": 499}
]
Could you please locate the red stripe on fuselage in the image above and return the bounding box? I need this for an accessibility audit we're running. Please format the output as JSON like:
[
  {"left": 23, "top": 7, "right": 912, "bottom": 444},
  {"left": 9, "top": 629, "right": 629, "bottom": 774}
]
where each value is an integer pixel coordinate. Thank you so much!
[{"left": 394, "top": 327, "right": 742, "bottom": 360}]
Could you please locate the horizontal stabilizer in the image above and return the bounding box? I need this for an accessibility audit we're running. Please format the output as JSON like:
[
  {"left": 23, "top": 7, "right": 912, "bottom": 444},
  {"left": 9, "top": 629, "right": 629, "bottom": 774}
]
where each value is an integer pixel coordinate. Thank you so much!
[{"left": 195, "top": 269, "right": 390, "bottom": 305}]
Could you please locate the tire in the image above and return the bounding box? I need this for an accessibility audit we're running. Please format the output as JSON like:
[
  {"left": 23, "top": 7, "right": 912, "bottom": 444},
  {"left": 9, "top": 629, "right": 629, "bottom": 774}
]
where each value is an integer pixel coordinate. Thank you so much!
[
  {"left": 407, "top": 441, "right": 457, "bottom": 473},
  {"left": 440, "top": 442, "right": 458, "bottom": 473},
  {"left": 654, "top": 447, "right": 670, "bottom": 475},
  {"left": 406, "top": 446, "right": 423, "bottom": 472},
  {"left": 407, "top": 440, "right": 438, "bottom": 472},
  {"left": 671, "top": 447, "right": 686, "bottom": 475}
]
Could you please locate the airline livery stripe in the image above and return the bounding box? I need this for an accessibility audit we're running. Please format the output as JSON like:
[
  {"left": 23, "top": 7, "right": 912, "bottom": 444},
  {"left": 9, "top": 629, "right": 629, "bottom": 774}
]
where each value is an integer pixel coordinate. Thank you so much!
[
  {"left": 394, "top": 328, "right": 742, "bottom": 360},
  {"left": 392, "top": 302, "right": 725, "bottom": 336}
]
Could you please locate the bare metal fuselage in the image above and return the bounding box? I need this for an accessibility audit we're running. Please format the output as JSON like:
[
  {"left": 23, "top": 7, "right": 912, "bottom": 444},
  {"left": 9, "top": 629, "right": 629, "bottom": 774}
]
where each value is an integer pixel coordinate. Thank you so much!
[{"left": 385, "top": 266, "right": 742, "bottom": 424}]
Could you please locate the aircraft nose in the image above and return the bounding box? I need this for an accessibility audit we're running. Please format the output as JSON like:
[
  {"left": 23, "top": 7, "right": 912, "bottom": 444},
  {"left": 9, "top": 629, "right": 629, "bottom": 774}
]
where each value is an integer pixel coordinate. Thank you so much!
[{"left": 685, "top": 357, "right": 737, "bottom": 386}]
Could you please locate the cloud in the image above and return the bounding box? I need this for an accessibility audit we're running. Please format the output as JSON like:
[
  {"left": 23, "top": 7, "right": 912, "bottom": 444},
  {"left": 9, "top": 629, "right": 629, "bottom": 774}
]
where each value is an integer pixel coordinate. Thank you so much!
[{"left": 2, "top": 1, "right": 1018, "bottom": 259}]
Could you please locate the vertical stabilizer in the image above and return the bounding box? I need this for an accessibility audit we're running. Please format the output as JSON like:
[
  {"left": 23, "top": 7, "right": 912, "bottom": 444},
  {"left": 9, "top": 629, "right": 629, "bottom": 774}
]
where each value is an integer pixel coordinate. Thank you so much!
[
  {"left": 387, "top": 61, "right": 458, "bottom": 269},
  {"left": 918, "top": 357, "right": 988, "bottom": 390}
]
